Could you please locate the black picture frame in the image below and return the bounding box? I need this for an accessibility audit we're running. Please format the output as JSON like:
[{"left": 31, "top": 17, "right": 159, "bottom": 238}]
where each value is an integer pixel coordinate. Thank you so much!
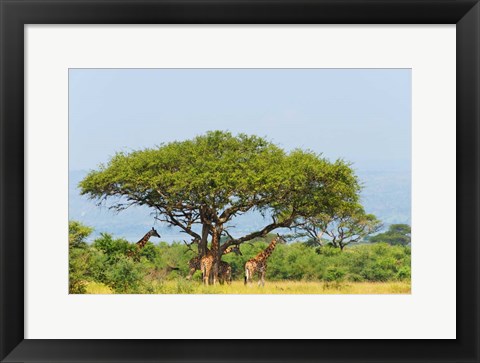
[{"left": 1, "top": 1, "right": 478, "bottom": 362}]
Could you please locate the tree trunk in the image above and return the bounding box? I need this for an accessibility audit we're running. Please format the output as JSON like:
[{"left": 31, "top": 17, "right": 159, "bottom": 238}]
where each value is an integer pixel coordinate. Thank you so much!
[
  {"left": 199, "top": 223, "right": 209, "bottom": 257},
  {"left": 211, "top": 225, "right": 223, "bottom": 284},
  {"left": 316, "top": 231, "right": 324, "bottom": 247}
]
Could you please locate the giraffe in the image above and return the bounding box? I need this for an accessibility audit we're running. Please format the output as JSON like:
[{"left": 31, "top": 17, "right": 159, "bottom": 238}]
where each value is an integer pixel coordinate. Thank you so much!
[
  {"left": 217, "top": 261, "right": 233, "bottom": 285},
  {"left": 186, "top": 255, "right": 202, "bottom": 280},
  {"left": 214, "top": 245, "right": 242, "bottom": 284},
  {"left": 200, "top": 228, "right": 221, "bottom": 285},
  {"left": 137, "top": 227, "right": 161, "bottom": 248},
  {"left": 127, "top": 227, "right": 161, "bottom": 258},
  {"left": 244, "top": 234, "right": 283, "bottom": 286},
  {"left": 201, "top": 240, "right": 242, "bottom": 285},
  {"left": 186, "top": 245, "right": 241, "bottom": 281},
  {"left": 187, "top": 257, "right": 234, "bottom": 283}
]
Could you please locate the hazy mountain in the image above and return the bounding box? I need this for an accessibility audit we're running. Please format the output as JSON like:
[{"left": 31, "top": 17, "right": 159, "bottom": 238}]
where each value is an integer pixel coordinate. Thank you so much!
[{"left": 69, "top": 166, "right": 410, "bottom": 243}]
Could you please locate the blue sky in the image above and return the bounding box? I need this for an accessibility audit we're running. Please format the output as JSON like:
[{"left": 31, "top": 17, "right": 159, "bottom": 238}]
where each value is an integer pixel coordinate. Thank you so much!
[{"left": 69, "top": 68, "right": 411, "bottom": 172}]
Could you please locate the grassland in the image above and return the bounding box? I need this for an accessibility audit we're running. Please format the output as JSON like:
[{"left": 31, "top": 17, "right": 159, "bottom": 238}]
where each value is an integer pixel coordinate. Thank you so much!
[{"left": 84, "top": 280, "right": 411, "bottom": 295}]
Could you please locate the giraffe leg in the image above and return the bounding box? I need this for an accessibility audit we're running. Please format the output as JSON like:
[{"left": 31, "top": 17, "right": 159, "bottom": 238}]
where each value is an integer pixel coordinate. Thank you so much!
[
  {"left": 186, "top": 267, "right": 196, "bottom": 280},
  {"left": 258, "top": 267, "right": 265, "bottom": 287},
  {"left": 208, "top": 263, "right": 214, "bottom": 285},
  {"left": 212, "top": 263, "right": 218, "bottom": 285},
  {"left": 245, "top": 263, "right": 255, "bottom": 285},
  {"left": 245, "top": 267, "right": 253, "bottom": 285},
  {"left": 226, "top": 266, "right": 232, "bottom": 285},
  {"left": 218, "top": 265, "right": 224, "bottom": 285},
  {"left": 202, "top": 264, "right": 209, "bottom": 285},
  {"left": 262, "top": 265, "right": 267, "bottom": 286}
]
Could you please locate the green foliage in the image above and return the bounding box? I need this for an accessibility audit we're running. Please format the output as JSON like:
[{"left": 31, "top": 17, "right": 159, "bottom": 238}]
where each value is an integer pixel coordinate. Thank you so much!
[
  {"left": 324, "top": 266, "right": 346, "bottom": 283},
  {"left": 69, "top": 220, "right": 93, "bottom": 248},
  {"left": 69, "top": 227, "right": 160, "bottom": 293},
  {"left": 316, "top": 245, "right": 342, "bottom": 257},
  {"left": 69, "top": 221, "right": 94, "bottom": 293},
  {"left": 93, "top": 233, "right": 132, "bottom": 259},
  {"left": 69, "top": 222, "right": 411, "bottom": 294},
  {"left": 103, "top": 255, "right": 145, "bottom": 293},
  {"left": 396, "top": 266, "right": 411, "bottom": 280},
  {"left": 69, "top": 245, "right": 90, "bottom": 293},
  {"left": 369, "top": 224, "right": 411, "bottom": 246}
]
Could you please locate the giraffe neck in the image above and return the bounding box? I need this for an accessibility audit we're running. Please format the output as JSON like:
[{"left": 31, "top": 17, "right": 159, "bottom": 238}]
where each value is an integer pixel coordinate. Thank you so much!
[
  {"left": 258, "top": 237, "right": 279, "bottom": 261},
  {"left": 223, "top": 246, "right": 236, "bottom": 255},
  {"left": 136, "top": 230, "right": 153, "bottom": 248},
  {"left": 210, "top": 228, "right": 221, "bottom": 255}
]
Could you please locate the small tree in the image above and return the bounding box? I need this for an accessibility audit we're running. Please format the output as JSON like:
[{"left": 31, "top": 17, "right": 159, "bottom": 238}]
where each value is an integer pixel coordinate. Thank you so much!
[
  {"left": 69, "top": 220, "right": 94, "bottom": 293},
  {"left": 368, "top": 224, "right": 411, "bottom": 246},
  {"left": 298, "top": 206, "right": 382, "bottom": 250},
  {"left": 69, "top": 220, "right": 93, "bottom": 248}
]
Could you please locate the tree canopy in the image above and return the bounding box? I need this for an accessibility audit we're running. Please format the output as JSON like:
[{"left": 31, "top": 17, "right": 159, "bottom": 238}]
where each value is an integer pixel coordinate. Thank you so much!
[
  {"left": 368, "top": 224, "right": 411, "bottom": 246},
  {"left": 297, "top": 205, "right": 382, "bottom": 250},
  {"left": 80, "top": 131, "right": 362, "bottom": 271}
]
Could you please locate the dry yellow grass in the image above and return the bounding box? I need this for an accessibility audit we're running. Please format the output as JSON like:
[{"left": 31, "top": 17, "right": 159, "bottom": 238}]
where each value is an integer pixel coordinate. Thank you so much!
[
  {"left": 84, "top": 281, "right": 114, "bottom": 294},
  {"left": 152, "top": 280, "right": 411, "bottom": 294},
  {"left": 83, "top": 280, "right": 410, "bottom": 294}
]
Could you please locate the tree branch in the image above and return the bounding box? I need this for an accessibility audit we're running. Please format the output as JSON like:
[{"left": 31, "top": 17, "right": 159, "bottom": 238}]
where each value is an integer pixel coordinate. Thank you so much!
[
  {"left": 218, "top": 201, "right": 257, "bottom": 223},
  {"left": 155, "top": 211, "right": 201, "bottom": 240},
  {"left": 220, "top": 218, "right": 292, "bottom": 252}
]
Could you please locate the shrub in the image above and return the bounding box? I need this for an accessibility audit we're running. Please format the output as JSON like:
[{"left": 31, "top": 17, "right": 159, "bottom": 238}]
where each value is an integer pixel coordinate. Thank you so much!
[
  {"left": 324, "top": 266, "right": 346, "bottom": 282},
  {"left": 103, "top": 255, "right": 145, "bottom": 293},
  {"left": 317, "top": 245, "right": 342, "bottom": 257},
  {"left": 397, "top": 266, "right": 411, "bottom": 280}
]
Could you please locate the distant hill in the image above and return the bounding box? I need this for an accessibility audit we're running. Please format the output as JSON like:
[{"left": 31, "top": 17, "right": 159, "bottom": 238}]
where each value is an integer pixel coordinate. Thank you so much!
[{"left": 69, "top": 166, "right": 410, "bottom": 243}]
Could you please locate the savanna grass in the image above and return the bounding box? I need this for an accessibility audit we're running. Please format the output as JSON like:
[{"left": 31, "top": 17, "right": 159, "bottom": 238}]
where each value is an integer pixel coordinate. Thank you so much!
[{"left": 84, "top": 280, "right": 410, "bottom": 294}]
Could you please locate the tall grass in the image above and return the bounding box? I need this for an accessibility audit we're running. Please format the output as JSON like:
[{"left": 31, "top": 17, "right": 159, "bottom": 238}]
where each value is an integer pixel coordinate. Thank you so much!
[{"left": 84, "top": 280, "right": 410, "bottom": 295}]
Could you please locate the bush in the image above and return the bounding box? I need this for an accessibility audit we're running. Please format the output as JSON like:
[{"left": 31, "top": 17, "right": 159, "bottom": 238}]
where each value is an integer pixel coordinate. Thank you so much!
[
  {"left": 103, "top": 255, "right": 145, "bottom": 293},
  {"left": 93, "top": 233, "right": 132, "bottom": 259},
  {"left": 397, "top": 266, "right": 411, "bottom": 280},
  {"left": 324, "top": 266, "right": 346, "bottom": 282},
  {"left": 69, "top": 221, "right": 94, "bottom": 293},
  {"left": 317, "top": 245, "right": 342, "bottom": 257}
]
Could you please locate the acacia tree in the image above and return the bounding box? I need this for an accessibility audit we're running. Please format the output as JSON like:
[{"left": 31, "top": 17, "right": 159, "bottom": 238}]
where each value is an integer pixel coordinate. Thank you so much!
[
  {"left": 298, "top": 206, "right": 382, "bottom": 250},
  {"left": 368, "top": 224, "right": 411, "bottom": 246},
  {"left": 80, "top": 131, "right": 361, "bottom": 282}
]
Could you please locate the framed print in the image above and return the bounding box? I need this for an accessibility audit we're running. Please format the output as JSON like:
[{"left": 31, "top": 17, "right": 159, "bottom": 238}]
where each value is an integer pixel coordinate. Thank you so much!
[{"left": 1, "top": 0, "right": 479, "bottom": 362}]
